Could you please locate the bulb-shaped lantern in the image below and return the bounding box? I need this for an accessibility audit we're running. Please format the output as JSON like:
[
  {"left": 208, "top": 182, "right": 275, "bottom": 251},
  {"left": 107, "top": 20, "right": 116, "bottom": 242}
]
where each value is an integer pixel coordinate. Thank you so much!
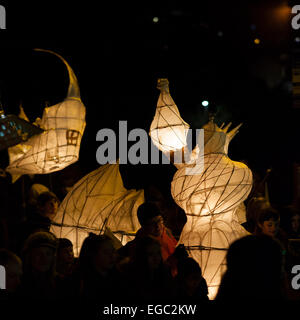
[
  {"left": 6, "top": 49, "right": 86, "bottom": 177},
  {"left": 149, "top": 81, "right": 253, "bottom": 300},
  {"left": 149, "top": 79, "right": 189, "bottom": 154},
  {"left": 171, "top": 117, "right": 253, "bottom": 299}
]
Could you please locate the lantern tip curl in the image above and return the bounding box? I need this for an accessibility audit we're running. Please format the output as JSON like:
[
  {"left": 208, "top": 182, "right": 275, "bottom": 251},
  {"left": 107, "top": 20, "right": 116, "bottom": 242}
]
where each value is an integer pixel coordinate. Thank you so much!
[{"left": 33, "top": 48, "right": 81, "bottom": 100}]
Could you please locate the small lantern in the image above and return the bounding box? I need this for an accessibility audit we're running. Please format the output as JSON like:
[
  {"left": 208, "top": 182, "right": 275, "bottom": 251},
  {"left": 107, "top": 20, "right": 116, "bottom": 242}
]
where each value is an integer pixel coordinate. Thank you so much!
[
  {"left": 149, "top": 79, "right": 189, "bottom": 154},
  {"left": 6, "top": 49, "right": 86, "bottom": 176}
]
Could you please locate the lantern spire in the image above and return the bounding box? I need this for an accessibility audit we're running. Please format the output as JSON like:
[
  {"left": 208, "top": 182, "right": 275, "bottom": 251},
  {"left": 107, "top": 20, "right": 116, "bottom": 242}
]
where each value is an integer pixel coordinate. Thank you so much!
[
  {"left": 227, "top": 122, "right": 242, "bottom": 142},
  {"left": 33, "top": 48, "right": 81, "bottom": 100},
  {"left": 208, "top": 112, "right": 215, "bottom": 123},
  {"left": 157, "top": 78, "right": 170, "bottom": 93}
]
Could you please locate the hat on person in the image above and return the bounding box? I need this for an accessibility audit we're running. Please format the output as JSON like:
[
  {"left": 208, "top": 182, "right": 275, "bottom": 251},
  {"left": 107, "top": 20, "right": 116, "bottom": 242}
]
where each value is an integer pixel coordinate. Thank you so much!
[
  {"left": 36, "top": 191, "right": 59, "bottom": 208},
  {"left": 137, "top": 202, "right": 161, "bottom": 227},
  {"left": 28, "top": 184, "right": 50, "bottom": 206},
  {"left": 58, "top": 238, "right": 73, "bottom": 249},
  {"left": 23, "top": 231, "right": 58, "bottom": 253}
]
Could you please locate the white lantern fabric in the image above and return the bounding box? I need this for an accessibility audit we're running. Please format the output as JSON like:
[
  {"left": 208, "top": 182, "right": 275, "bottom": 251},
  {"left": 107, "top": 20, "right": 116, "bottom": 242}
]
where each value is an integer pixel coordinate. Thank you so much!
[
  {"left": 51, "top": 162, "right": 144, "bottom": 256},
  {"left": 149, "top": 79, "right": 189, "bottom": 153},
  {"left": 149, "top": 80, "right": 253, "bottom": 299},
  {"left": 6, "top": 49, "right": 86, "bottom": 176},
  {"left": 172, "top": 119, "right": 252, "bottom": 299}
]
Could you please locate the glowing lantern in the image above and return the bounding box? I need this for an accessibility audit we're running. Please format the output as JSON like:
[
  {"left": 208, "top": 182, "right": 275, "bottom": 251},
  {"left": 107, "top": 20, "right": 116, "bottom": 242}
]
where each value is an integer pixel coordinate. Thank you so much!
[
  {"left": 149, "top": 79, "right": 189, "bottom": 153},
  {"left": 6, "top": 49, "right": 86, "bottom": 177},
  {"left": 171, "top": 120, "right": 252, "bottom": 216},
  {"left": 149, "top": 81, "right": 253, "bottom": 299},
  {"left": 51, "top": 162, "right": 144, "bottom": 256}
]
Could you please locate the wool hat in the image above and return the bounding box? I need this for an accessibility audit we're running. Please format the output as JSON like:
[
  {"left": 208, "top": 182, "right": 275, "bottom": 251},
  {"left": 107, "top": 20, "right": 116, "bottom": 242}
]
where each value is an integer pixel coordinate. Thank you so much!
[
  {"left": 28, "top": 184, "right": 50, "bottom": 206},
  {"left": 137, "top": 202, "right": 161, "bottom": 227},
  {"left": 23, "top": 231, "right": 58, "bottom": 253},
  {"left": 58, "top": 238, "right": 73, "bottom": 249}
]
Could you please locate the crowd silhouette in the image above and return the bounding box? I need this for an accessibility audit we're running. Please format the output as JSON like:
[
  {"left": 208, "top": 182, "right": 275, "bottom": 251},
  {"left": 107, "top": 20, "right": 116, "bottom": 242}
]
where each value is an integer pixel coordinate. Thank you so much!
[{"left": 0, "top": 172, "right": 300, "bottom": 316}]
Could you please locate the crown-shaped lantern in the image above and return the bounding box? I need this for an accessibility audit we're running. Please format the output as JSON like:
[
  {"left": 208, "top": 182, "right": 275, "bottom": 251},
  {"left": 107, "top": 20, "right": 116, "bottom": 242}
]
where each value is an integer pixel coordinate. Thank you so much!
[
  {"left": 171, "top": 116, "right": 252, "bottom": 217},
  {"left": 149, "top": 79, "right": 253, "bottom": 300},
  {"left": 201, "top": 114, "right": 242, "bottom": 155}
]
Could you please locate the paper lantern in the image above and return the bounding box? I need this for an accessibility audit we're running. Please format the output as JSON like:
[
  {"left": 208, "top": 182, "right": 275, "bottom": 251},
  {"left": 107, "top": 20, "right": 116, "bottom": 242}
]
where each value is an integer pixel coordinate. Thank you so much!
[
  {"left": 171, "top": 120, "right": 252, "bottom": 216},
  {"left": 51, "top": 162, "right": 144, "bottom": 256},
  {"left": 149, "top": 81, "right": 253, "bottom": 299},
  {"left": 7, "top": 105, "right": 42, "bottom": 183},
  {"left": 6, "top": 49, "right": 86, "bottom": 176},
  {"left": 149, "top": 79, "right": 189, "bottom": 153},
  {"left": 172, "top": 119, "right": 252, "bottom": 299}
]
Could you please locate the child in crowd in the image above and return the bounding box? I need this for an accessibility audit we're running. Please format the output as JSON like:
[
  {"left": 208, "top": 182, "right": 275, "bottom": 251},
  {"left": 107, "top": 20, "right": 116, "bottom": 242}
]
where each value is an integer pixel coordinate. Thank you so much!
[
  {"left": 19, "top": 231, "right": 59, "bottom": 299},
  {"left": 56, "top": 238, "right": 75, "bottom": 277}
]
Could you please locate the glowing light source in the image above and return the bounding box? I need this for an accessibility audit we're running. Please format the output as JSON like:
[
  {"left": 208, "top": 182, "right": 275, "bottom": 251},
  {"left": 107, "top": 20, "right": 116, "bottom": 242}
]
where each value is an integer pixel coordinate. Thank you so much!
[
  {"left": 149, "top": 79, "right": 189, "bottom": 153},
  {"left": 202, "top": 100, "right": 209, "bottom": 107},
  {"left": 153, "top": 17, "right": 159, "bottom": 23},
  {"left": 51, "top": 162, "right": 144, "bottom": 256},
  {"left": 254, "top": 38, "right": 260, "bottom": 45},
  {"left": 149, "top": 80, "right": 253, "bottom": 299},
  {"left": 6, "top": 49, "right": 86, "bottom": 180}
]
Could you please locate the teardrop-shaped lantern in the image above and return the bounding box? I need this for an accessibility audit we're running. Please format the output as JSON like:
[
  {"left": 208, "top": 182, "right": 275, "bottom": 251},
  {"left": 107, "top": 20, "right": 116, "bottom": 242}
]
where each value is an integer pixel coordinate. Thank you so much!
[{"left": 149, "top": 79, "right": 189, "bottom": 153}]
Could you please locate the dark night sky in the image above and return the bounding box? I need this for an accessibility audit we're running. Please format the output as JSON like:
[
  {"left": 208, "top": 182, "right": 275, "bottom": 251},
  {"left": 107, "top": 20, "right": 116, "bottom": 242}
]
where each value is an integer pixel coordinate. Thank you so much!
[{"left": 0, "top": 0, "right": 298, "bottom": 206}]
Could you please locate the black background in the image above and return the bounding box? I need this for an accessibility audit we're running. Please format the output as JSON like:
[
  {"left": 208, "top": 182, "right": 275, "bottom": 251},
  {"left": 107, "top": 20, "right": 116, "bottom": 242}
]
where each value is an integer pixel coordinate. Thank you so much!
[{"left": 0, "top": 0, "right": 298, "bottom": 206}]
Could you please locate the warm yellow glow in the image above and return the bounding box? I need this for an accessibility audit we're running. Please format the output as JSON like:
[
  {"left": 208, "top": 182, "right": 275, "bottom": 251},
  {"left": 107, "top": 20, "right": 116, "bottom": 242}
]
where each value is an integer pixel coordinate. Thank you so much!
[
  {"left": 6, "top": 49, "right": 86, "bottom": 178},
  {"left": 149, "top": 80, "right": 189, "bottom": 153},
  {"left": 274, "top": 4, "right": 291, "bottom": 21},
  {"left": 148, "top": 81, "right": 253, "bottom": 299},
  {"left": 170, "top": 120, "right": 252, "bottom": 300},
  {"left": 51, "top": 162, "right": 144, "bottom": 256},
  {"left": 150, "top": 126, "right": 188, "bottom": 152},
  {"left": 254, "top": 38, "right": 260, "bottom": 45}
]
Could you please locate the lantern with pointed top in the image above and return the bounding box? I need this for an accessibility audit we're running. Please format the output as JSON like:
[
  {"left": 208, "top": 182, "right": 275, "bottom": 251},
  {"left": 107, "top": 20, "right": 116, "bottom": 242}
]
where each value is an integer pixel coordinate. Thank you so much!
[
  {"left": 149, "top": 80, "right": 253, "bottom": 299},
  {"left": 171, "top": 118, "right": 252, "bottom": 217},
  {"left": 51, "top": 162, "right": 144, "bottom": 256},
  {"left": 149, "top": 79, "right": 189, "bottom": 154},
  {"left": 6, "top": 49, "right": 86, "bottom": 177},
  {"left": 171, "top": 118, "right": 252, "bottom": 299}
]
